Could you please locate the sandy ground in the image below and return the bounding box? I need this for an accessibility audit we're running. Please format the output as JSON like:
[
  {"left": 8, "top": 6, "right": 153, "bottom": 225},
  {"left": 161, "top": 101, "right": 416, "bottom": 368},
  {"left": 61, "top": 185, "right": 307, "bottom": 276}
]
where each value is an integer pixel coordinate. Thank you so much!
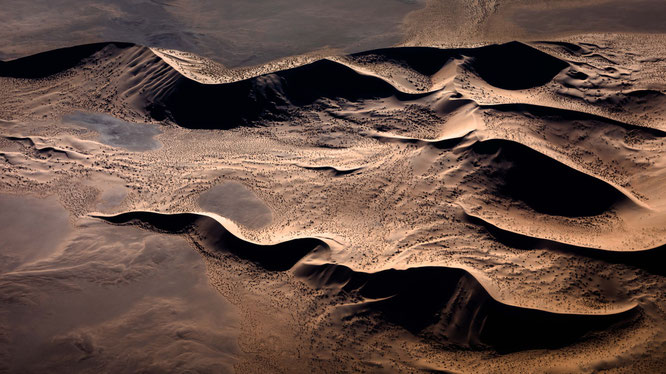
[{"left": 0, "top": 3, "right": 665, "bottom": 372}]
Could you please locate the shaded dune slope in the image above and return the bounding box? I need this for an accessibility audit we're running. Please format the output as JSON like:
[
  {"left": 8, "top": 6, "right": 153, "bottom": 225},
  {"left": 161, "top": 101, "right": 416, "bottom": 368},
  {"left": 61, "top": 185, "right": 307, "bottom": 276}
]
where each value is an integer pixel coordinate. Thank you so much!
[
  {"left": 0, "top": 42, "right": 134, "bottom": 79},
  {"left": 2, "top": 41, "right": 572, "bottom": 129},
  {"left": 295, "top": 263, "right": 639, "bottom": 352},
  {"left": 464, "top": 212, "right": 666, "bottom": 276},
  {"left": 482, "top": 103, "right": 666, "bottom": 136},
  {"left": 94, "top": 211, "right": 327, "bottom": 271},
  {"left": 465, "top": 41, "right": 569, "bottom": 90},
  {"left": 468, "top": 138, "right": 633, "bottom": 217},
  {"left": 298, "top": 164, "right": 363, "bottom": 176},
  {"left": 144, "top": 41, "right": 569, "bottom": 128},
  {"left": 148, "top": 59, "right": 404, "bottom": 129},
  {"left": 351, "top": 41, "right": 568, "bottom": 90},
  {"left": 93, "top": 211, "right": 638, "bottom": 352}
]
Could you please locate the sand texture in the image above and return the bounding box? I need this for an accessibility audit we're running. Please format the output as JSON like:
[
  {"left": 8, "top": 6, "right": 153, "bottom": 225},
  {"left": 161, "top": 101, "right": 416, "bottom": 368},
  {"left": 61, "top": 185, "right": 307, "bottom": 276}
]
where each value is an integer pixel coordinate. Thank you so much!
[{"left": 0, "top": 3, "right": 665, "bottom": 372}]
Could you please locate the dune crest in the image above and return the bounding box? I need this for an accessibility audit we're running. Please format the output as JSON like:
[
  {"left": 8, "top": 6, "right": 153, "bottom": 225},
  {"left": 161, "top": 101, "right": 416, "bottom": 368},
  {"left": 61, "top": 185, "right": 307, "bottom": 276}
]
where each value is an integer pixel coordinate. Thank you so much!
[
  {"left": 92, "top": 209, "right": 639, "bottom": 352},
  {"left": 296, "top": 262, "right": 639, "bottom": 351},
  {"left": 92, "top": 211, "right": 330, "bottom": 271}
]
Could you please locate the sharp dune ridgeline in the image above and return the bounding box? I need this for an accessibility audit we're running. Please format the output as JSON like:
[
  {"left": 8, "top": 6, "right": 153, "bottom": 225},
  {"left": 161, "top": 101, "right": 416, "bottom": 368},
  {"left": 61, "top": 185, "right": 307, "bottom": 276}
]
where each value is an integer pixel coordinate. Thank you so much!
[
  {"left": 93, "top": 210, "right": 329, "bottom": 272},
  {"left": 295, "top": 263, "right": 640, "bottom": 352},
  {"left": 94, "top": 209, "right": 641, "bottom": 353},
  {"left": 2, "top": 41, "right": 573, "bottom": 129}
]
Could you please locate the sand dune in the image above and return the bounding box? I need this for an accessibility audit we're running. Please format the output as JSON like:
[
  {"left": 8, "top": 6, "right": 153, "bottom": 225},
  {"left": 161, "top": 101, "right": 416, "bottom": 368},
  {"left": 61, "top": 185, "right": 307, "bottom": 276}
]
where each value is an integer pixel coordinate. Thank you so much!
[
  {"left": 468, "top": 138, "right": 633, "bottom": 217},
  {"left": 481, "top": 102, "right": 666, "bottom": 136},
  {"left": 4, "top": 39, "right": 658, "bottom": 136},
  {"left": 93, "top": 211, "right": 329, "bottom": 271},
  {"left": 1, "top": 33, "right": 665, "bottom": 372},
  {"left": 92, "top": 209, "right": 640, "bottom": 353},
  {"left": 144, "top": 41, "right": 570, "bottom": 129},
  {"left": 297, "top": 164, "right": 364, "bottom": 176},
  {"left": 0, "top": 42, "right": 134, "bottom": 79},
  {"left": 0, "top": 40, "right": 574, "bottom": 129},
  {"left": 295, "top": 263, "right": 639, "bottom": 352},
  {"left": 345, "top": 41, "right": 568, "bottom": 90},
  {"left": 464, "top": 211, "right": 666, "bottom": 276},
  {"left": 145, "top": 58, "right": 403, "bottom": 129}
]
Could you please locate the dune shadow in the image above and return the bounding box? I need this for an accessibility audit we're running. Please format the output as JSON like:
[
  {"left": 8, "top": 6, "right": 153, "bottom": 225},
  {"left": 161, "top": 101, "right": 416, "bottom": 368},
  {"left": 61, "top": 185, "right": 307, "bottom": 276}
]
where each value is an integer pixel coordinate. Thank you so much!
[
  {"left": 295, "top": 263, "right": 639, "bottom": 352},
  {"left": 471, "top": 138, "right": 631, "bottom": 217},
  {"left": 94, "top": 211, "right": 327, "bottom": 271},
  {"left": 0, "top": 42, "right": 134, "bottom": 79},
  {"left": 464, "top": 212, "right": 666, "bottom": 276}
]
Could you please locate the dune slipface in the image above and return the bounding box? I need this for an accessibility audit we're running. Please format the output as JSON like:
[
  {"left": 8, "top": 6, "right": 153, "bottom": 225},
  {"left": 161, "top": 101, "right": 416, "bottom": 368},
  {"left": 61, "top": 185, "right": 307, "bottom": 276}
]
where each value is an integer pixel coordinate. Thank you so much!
[
  {"left": 94, "top": 211, "right": 328, "bottom": 271},
  {"left": 466, "top": 41, "right": 570, "bottom": 90},
  {"left": 0, "top": 42, "right": 134, "bottom": 79},
  {"left": 469, "top": 138, "right": 630, "bottom": 217},
  {"left": 94, "top": 210, "right": 641, "bottom": 352},
  {"left": 1, "top": 20, "right": 665, "bottom": 373},
  {"left": 72, "top": 41, "right": 573, "bottom": 130},
  {"left": 294, "top": 263, "right": 639, "bottom": 352},
  {"left": 143, "top": 58, "right": 402, "bottom": 129}
]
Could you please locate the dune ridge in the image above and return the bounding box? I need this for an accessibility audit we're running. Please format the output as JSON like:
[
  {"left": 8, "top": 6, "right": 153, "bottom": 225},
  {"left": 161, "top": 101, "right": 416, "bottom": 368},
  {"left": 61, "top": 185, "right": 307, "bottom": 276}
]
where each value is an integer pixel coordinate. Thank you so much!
[
  {"left": 2, "top": 40, "right": 575, "bottom": 129},
  {"left": 0, "top": 42, "right": 134, "bottom": 79},
  {"left": 295, "top": 262, "right": 639, "bottom": 352},
  {"left": 464, "top": 210, "right": 666, "bottom": 275},
  {"left": 297, "top": 164, "right": 364, "bottom": 176},
  {"left": 371, "top": 128, "right": 647, "bottom": 216},
  {"left": 7, "top": 39, "right": 662, "bottom": 137},
  {"left": 5, "top": 39, "right": 663, "bottom": 132},
  {"left": 91, "top": 210, "right": 639, "bottom": 352},
  {"left": 467, "top": 137, "right": 639, "bottom": 216},
  {"left": 481, "top": 103, "right": 666, "bottom": 137},
  {"left": 92, "top": 211, "right": 329, "bottom": 271},
  {"left": 142, "top": 41, "right": 571, "bottom": 129}
]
